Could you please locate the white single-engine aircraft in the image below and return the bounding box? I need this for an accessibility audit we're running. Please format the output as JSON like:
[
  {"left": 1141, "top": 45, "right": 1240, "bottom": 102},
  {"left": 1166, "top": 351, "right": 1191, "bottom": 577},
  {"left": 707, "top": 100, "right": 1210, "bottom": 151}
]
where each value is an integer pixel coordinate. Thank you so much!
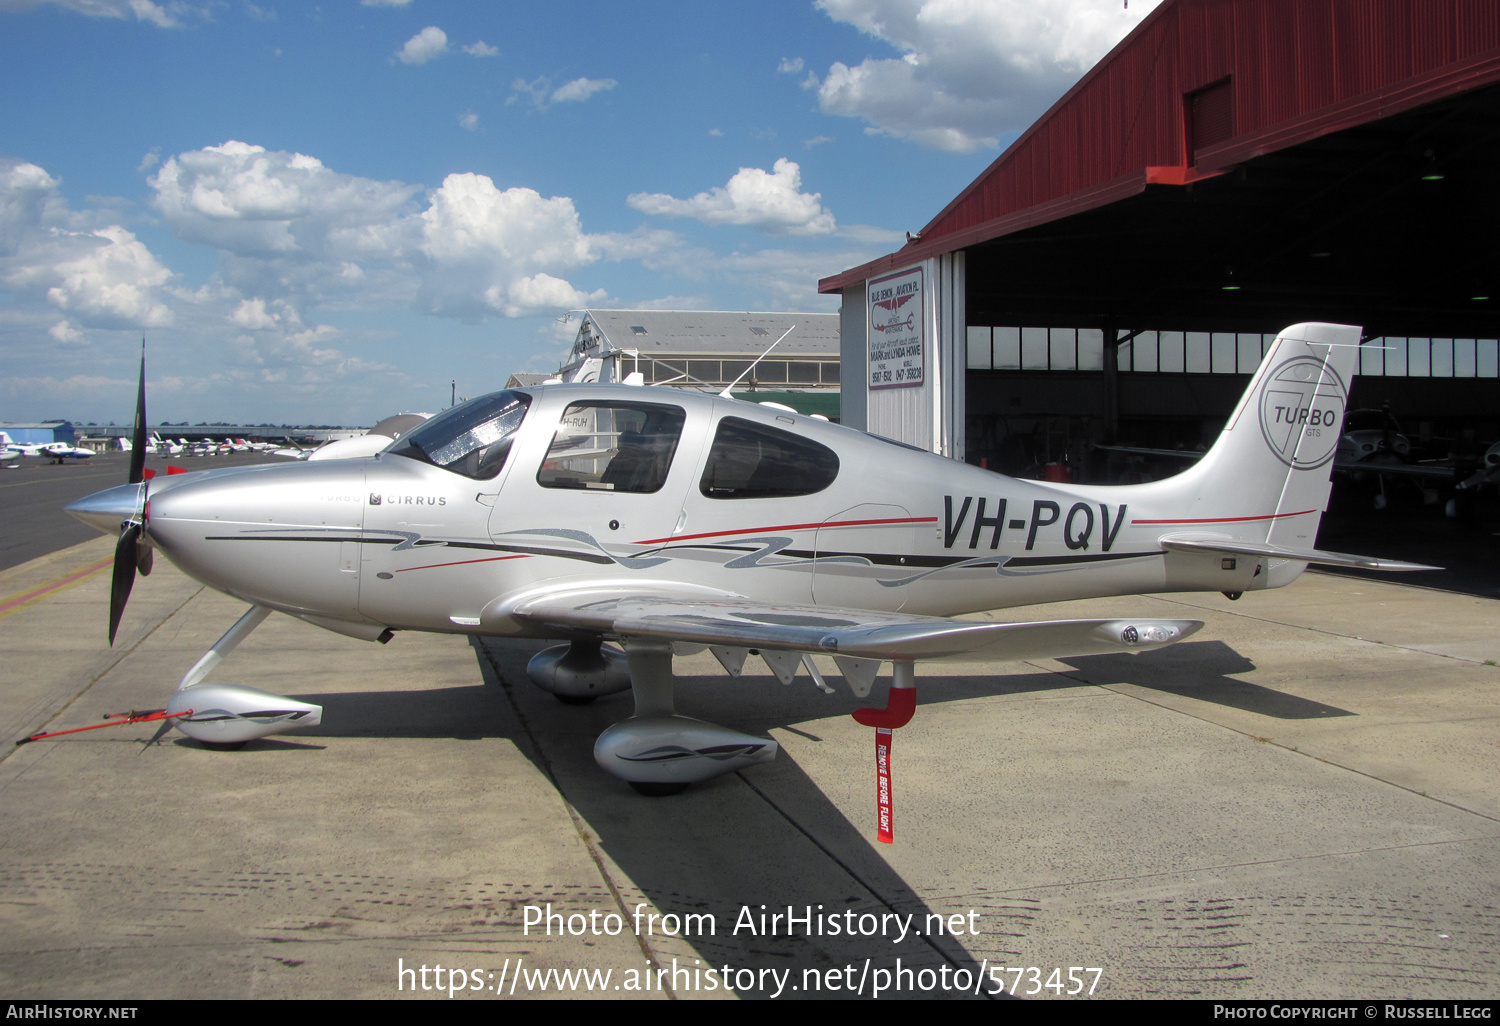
[
  {"left": 7, "top": 440, "right": 94, "bottom": 463},
  {"left": 64, "top": 324, "right": 1430, "bottom": 822}
]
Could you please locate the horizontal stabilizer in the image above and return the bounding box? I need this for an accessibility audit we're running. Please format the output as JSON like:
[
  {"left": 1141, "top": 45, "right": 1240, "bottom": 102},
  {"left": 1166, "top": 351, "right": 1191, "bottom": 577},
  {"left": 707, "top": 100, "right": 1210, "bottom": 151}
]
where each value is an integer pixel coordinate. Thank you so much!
[
  {"left": 1335, "top": 459, "right": 1454, "bottom": 480},
  {"left": 1159, "top": 536, "right": 1439, "bottom": 571},
  {"left": 511, "top": 593, "right": 1202, "bottom": 664}
]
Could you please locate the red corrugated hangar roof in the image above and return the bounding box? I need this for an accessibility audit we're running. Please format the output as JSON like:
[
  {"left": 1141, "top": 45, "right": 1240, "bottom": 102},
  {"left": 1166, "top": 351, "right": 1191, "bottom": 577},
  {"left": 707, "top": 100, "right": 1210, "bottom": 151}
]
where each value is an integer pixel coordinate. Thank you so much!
[{"left": 820, "top": 0, "right": 1500, "bottom": 337}]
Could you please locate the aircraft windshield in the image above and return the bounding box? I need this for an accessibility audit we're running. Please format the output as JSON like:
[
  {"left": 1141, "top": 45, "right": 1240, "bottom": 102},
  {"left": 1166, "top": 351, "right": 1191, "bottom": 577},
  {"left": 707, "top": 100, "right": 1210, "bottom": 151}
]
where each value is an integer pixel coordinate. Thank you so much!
[{"left": 385, "top": 391, "right": 531, "bottom": 480}]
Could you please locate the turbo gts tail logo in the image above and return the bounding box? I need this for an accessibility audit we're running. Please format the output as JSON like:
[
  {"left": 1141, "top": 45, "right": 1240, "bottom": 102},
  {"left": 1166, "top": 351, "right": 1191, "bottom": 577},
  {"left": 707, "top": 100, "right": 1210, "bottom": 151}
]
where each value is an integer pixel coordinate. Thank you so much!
[{"left": 1259, "top": 357, "right": 1346, "bottom": 469}]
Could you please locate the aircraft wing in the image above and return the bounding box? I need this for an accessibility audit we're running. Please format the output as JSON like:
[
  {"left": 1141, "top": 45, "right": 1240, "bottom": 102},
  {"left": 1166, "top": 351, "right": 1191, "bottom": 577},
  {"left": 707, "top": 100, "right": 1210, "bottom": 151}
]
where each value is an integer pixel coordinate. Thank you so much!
[
  {"left": 510, "top": 593, "right": 1201, "bottom": 664},
  {"left": 1158, "top": 536, "right": 1438, "bottom": 571}
]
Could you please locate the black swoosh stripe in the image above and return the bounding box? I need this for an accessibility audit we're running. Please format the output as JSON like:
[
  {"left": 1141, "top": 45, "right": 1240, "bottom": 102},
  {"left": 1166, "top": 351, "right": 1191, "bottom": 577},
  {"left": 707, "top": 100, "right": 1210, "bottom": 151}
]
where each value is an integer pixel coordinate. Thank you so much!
[{"left": 1002, "top": 550, "right": 1163, "bottom": 568}]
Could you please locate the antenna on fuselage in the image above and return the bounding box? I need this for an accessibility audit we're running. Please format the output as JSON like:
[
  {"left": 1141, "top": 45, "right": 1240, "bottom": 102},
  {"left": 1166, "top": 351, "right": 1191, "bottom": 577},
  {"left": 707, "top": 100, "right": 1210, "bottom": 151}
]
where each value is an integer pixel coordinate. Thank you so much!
[{"left": 719, "top": 324, "right": 796, "bottom": 399}]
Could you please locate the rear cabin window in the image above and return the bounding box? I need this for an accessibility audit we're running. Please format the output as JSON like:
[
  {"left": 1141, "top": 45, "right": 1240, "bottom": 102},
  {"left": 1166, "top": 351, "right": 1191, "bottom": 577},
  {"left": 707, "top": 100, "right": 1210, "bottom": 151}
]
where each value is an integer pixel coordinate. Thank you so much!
[
  {"left": 537, "top": 401, "right": 685, "bottom": 494},
  {"left": 699, "top": 416, "right": 839, "bottom": 499}
]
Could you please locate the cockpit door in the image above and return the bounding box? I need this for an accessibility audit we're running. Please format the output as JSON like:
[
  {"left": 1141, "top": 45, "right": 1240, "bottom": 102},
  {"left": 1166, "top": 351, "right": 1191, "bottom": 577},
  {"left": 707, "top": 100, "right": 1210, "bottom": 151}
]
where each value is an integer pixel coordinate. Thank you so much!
[{"left": 488, "top": 397, "right": 701, "bottom": 569}]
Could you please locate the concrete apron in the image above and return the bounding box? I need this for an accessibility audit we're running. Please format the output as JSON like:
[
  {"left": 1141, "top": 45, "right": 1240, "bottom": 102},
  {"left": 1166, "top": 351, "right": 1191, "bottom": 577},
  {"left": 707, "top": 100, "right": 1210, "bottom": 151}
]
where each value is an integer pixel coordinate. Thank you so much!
[{"left": 0, "top": 540, "right": 1496, "bottom": 999}]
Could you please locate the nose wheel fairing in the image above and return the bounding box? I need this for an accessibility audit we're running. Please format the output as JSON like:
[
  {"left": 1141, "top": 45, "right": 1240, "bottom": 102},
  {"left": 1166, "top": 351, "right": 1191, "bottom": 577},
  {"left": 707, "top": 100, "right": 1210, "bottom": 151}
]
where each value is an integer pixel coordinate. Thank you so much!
[
  {"left": 167, "top": 683, "right": 323, "bottom": 745},
  {"left": 165, "top": 604, "right": 324, "bottom": 747}
]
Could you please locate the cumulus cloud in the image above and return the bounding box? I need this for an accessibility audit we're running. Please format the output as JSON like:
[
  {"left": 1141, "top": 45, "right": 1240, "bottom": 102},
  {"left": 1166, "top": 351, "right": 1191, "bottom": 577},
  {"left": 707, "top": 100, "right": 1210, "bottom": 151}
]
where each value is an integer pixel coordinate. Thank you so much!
[
  {"left": 812, "top": 0, "right": 1160, "bottom": 151},
  {"left": 49, "top": 319, "right": 82, "bottom": 342},
  {"left": 0, "top": 158, "right": 175, "bottom": 330},
  {"left": 229, "top": 296, "right": 283, "bottom": 330},
  {"left": 627, "top": 159, "right": 836, "bottom": 236},
  {"left": 0, "top": 0, "right": 187, "bottom": 27},
  {"left": 361, "top": 0, "right": 410, "bottom": 6},
  {"left": 128, "top": 0, "right": 177, "bottom": 28},
  {"left": 418, "top": 172, "right": 604, "bottom": 317},
  {"left": 144, "top": 142, "right": 610, "bottom": 323},
  {"left": 458, "top": 111, "right": 479, "bottom": 131},
  {"left": 45, "top": 225, "right": 174, "bottom": 326},
  {"left": 550, "top": 77, "right": 617, "bottom": 103},
  {"left": 509, "top": 75, "right": 616, "bottom": 109},
  {"left": 604, "top": 228, "right": 866, "bottom": 310},
  {"left": 777, "top": 57, "right": 805, "bottom": 73},
  {"left": 20, "top": 145, "right": 621, "bottom": 338},
  {"left": 397, "top": 26, "right": 448, "bottom": 65},
  {"left": 147, "top": 141, "right": 421, "bottom": 265},
  {"left": 463, "top": 40, "right": 498, "bottom": 57},
  {"left": 0, "top": 161, "right": 62, "bottom": 253}
]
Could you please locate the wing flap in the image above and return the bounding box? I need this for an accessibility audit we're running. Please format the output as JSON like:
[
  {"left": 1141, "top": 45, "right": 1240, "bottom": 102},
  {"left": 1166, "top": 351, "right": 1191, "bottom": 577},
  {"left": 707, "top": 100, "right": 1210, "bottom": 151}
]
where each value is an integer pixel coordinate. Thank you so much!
[
  {"left": 1159, "top": 535, "right": 1438, "bottom": 571},
  {"left": 511, "top": 593, "right": 1202, "bottom": 663}
]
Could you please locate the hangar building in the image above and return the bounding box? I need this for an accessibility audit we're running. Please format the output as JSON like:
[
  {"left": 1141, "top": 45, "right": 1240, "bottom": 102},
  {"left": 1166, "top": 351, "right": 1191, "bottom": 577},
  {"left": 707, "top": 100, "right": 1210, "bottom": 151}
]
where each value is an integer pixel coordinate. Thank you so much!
[
  {"left": 544, "top": 309, "right": 842, "bottom": 419},
  {"left": 820, "top": 0, "right": 1500, "bottom": 480},
  {"left": 0, "top": 422, "right": 77, "bottom": 445}
]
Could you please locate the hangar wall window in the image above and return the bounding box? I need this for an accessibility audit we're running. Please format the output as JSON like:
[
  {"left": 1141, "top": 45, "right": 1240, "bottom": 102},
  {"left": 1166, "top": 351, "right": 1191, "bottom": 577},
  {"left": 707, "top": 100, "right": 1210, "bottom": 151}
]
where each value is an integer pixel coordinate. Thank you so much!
[
  {"left": 1358, "top": 338, "right": 1498, "bottom": 377},
  {"left": 644, "top": 358, "right": 841, "bottom": 387},
  {"left": 967, "top": 327, "right": 1103, "bottom": 371},
  {"left": 699, "top": 417, "right": 838, "bottom": 499},
  {"left": 1116, "top": 331, "right": 1275, "bottom": 373},
  {"left": 969, "top": 331, "right": 1500, "bottom": 379}
]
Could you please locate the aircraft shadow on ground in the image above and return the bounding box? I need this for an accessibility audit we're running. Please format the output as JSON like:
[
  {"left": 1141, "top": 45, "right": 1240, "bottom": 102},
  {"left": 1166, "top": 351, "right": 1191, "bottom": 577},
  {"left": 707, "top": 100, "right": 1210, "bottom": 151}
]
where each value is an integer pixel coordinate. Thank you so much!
[
  {"left": 465, "top": 636, "right": 1011, "bottom": 1000},
  {"left": 283, "top": 638, "right": 1347, "bottom": 742},
  {"left": 236, "top": 633, "right": 1345, "bottom": 998},
  {"left": 262, "top": 653, "right": 999, "bottom": 998},
  {"left": 1054, "top": 640, "right": 1355, "bottom": 720}
]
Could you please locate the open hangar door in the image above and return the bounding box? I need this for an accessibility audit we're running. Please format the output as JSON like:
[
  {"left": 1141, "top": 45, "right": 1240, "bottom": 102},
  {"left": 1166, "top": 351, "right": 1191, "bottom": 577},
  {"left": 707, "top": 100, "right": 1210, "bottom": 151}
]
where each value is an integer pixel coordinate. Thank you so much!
[{"left": 960, "top": 80, "right": 1500, "bottom": 488}]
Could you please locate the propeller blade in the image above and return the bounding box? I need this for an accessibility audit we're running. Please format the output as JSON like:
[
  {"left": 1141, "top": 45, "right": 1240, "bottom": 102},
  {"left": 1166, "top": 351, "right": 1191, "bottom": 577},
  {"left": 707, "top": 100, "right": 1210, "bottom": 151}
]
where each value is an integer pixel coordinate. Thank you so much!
[
  {"left": 136, "top": 536, "right": 154, "bottom": 577},
  {"left": 128, "top": 340, "right": 147, "bottom": 485},
  {"left": 109, "top": 522, "right": 141, "bottom": 646}
]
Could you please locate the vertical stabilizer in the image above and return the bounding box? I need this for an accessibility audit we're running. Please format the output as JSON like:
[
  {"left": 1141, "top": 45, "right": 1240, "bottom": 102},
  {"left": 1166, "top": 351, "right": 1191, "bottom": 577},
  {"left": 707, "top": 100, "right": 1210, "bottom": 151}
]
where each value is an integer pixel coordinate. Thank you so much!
[{"left": 1142, "top": 322, "right": 1360, "bottom": 552}]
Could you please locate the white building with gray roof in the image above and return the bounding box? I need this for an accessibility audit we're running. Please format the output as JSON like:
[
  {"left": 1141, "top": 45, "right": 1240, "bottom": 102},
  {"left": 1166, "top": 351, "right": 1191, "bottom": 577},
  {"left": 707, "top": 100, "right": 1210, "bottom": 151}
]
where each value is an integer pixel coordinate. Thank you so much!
[{"left": 549, "top": 310, "right": 841, "bottom": 419}]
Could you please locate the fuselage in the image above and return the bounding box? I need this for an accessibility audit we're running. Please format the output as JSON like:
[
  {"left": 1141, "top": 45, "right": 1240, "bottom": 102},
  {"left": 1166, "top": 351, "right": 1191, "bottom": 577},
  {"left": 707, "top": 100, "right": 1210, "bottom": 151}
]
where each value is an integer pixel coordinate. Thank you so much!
[{"left": 119, "top": 383, "right": 1306, "bottom": 639}]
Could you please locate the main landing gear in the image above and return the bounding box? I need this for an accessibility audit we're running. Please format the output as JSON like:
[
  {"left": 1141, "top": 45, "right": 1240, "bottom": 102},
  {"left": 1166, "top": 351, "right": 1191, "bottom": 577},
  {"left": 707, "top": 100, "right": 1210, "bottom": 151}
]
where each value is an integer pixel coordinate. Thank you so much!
[{"left": 528, "top": 638, "right": 778, "bottom": 794}]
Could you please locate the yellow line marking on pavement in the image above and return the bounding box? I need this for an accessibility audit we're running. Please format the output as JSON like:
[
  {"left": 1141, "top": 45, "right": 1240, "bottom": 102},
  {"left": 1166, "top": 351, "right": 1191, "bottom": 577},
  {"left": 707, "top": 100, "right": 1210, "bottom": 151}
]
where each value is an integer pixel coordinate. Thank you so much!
[{"left": 0, "top": 557, "right": 114, "bottom": 621}]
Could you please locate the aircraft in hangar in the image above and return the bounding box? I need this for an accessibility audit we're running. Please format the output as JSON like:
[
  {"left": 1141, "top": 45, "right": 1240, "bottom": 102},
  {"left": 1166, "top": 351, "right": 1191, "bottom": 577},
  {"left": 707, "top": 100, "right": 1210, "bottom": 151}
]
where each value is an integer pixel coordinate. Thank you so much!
[{"left": 62, "top": 324, "right": 1430, "bottom": 833}]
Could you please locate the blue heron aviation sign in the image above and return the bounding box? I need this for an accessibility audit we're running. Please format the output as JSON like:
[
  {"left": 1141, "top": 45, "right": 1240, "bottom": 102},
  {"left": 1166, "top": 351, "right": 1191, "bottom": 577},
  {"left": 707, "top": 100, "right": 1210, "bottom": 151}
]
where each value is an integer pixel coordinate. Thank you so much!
[{"left": 868, "top": 266, "right": 924, "bottom": 390}]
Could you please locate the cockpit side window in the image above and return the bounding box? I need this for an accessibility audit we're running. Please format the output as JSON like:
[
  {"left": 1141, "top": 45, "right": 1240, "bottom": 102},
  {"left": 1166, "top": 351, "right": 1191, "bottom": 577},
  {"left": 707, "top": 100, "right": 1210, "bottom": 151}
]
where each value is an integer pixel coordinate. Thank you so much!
[
  {"left": 537, "top": 401, "right": 686, "bottom": 494},
  {"left": 385, "top": 391, "right": 531, "bottom": 480},
  {"left": 699, "top": 416, "right": 839, "bottom": 499}
]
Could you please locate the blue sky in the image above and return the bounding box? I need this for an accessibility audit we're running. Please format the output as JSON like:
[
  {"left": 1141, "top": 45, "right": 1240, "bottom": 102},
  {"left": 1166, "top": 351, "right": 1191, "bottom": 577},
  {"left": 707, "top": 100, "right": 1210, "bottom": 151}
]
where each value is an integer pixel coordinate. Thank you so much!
[{"left": 0, "top": 0, "right": 1155, "bottom": 425}]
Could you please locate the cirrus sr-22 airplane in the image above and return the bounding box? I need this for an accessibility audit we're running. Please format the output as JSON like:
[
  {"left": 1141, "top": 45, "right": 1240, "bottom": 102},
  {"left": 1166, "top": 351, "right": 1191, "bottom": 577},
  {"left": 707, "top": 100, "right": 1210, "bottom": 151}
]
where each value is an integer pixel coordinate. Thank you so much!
[{"left": 64, "top": 323, "right": 1430, "bottom": 837}]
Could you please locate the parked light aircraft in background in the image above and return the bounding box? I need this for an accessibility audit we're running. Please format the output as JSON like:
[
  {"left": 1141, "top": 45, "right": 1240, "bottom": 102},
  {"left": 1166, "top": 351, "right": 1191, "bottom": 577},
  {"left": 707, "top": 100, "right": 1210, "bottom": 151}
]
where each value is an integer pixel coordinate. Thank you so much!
[
  {"left": 1103, "top": 404, "right": 1492, "bottom": 512},
  {"left": 64, "top": 325, "right": 1429, "bottom": 829},
  {"left": 6, "top": 440, "right": 94, "bottom": 463},
  {"left": 303, "top": 413, "right": 431, "bottom": 462}
]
